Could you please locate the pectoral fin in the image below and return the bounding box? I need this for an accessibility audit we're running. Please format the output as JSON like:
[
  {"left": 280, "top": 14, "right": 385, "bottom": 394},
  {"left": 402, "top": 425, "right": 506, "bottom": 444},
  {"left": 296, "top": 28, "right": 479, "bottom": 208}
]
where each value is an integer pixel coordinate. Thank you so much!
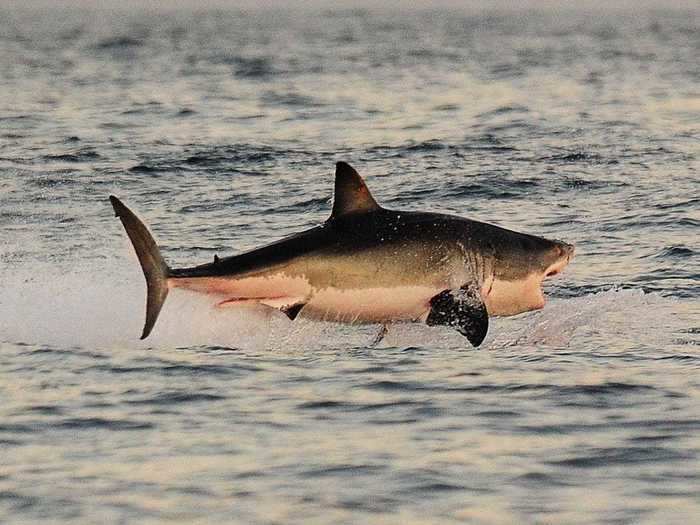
[
  {"left": 426, "top": 283, "right": 489, "bottom": 347},
  {"left": 281, "top": 302, "right": 306, "bottom": 320}
]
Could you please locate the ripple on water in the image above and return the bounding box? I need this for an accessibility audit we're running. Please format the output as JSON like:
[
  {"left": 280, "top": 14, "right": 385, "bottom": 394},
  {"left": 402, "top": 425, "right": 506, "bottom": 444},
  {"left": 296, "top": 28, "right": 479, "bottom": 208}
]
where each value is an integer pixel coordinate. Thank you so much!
[
  {"left": 54, "top": 417, "right": 154, "bottom": 431},
  {"left": 41, "top": 150, "right": 101, "bottom": 163},
  {"left": 442, "top": 178, "right": 540, "bottom": 200},
  {"left": 653, "top": 245, "right": 696, "bottom": 259},
  {"left": 222, "top": 55, "right": 277, "bottom": 78},
  {"left": 0, "top": 491, "right": 41, "bottom": 512},
  {"left": 512, "top": 471, "right": 572, "bottom": 487},
  {"left": 539, "top": 151, "right": 619, "bottom": 165},
  {"left": 300, "top": 464, "right": 385, "bottom": 479},
  {"left": 124, "top": 391, "right": 227, "bottom": 406},
  {"left": 83, "top": 362, "right": 258, "bottom": 377},
  {"left": 183, "top": 145, "right": 278, "bottom": 167},
  {"left": 0, "top": 423, "right": 35, "bottom": 434},
  {"left": 21, "top": 405, "right": 65, "bottom": 416},
  {"left": 93, "top": 37, "right": 145, "bottom": 50},
  {"left": 547, "top": 446, "right": 693, "bottom": 468}
]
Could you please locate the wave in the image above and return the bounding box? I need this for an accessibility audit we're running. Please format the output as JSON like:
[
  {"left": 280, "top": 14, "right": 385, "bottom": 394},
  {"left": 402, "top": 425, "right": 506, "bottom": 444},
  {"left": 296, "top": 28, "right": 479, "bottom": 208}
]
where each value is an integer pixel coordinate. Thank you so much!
[
  {"left": 127, "top": 144, "right": 307, "bottom": 174},
  {"left": 92, "top": 36, "right": 145, "bottom": 51},
  {"left": 42, "top": 149, "right": 101, "bottom": 163}
]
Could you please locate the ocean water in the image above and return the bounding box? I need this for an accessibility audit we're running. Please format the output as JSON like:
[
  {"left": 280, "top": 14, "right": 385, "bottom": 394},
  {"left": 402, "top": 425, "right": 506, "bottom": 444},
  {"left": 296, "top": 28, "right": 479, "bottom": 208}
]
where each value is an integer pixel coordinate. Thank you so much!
[{"left": 1, "top": 4, "right": 699, "bottom": 524}]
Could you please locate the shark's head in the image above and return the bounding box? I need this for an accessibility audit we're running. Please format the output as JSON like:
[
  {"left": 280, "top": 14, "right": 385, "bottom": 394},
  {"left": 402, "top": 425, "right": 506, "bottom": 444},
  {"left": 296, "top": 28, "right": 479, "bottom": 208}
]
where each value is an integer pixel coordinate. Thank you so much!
[
  {"left": 330, "top": 161, "right": 576, "bottom": 319},
  {"left": 485, "top": 234, "right": 575, "bottom": 316}
]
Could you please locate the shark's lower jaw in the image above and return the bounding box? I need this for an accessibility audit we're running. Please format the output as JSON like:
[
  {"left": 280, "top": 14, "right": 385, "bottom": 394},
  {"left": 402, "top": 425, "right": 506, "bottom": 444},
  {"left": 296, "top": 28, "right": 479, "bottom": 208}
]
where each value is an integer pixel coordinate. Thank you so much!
[
  {"left": 484, "top": 274, "right": 545, "bottom": 316},
  {"left": 485, "top": 248, "right": 574, "bottom": 317}
]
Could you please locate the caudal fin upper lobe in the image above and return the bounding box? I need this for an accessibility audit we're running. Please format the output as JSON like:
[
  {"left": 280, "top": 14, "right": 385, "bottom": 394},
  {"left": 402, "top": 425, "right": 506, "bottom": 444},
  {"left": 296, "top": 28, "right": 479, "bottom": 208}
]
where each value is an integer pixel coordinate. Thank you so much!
[{"left": 110, "top": 196, "right": 169, "bottom": 339}]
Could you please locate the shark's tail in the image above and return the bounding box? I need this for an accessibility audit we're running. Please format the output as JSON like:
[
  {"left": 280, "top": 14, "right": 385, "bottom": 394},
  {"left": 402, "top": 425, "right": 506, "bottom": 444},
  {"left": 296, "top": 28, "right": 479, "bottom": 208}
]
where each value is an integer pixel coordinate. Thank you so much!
[{"left": 109, "top": 196, "right": 170, "bottom": 339}]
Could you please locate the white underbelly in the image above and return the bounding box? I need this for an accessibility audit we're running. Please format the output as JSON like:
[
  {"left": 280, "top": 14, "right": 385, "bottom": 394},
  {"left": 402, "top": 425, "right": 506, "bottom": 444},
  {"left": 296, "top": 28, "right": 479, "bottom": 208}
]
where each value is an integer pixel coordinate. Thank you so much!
[
  {"left": 171, "top": 274, "right": 439, "bottom": 323},
  {"left": 303, "top": 285, "right": 439, "bottom": 323}
]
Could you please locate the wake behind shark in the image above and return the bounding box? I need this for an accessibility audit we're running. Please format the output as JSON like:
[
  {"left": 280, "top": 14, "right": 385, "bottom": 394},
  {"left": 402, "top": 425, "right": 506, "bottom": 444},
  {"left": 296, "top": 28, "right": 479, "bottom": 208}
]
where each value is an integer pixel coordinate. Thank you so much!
[{"left": 110, "top": 162, "right": 574, "bottom": 347}]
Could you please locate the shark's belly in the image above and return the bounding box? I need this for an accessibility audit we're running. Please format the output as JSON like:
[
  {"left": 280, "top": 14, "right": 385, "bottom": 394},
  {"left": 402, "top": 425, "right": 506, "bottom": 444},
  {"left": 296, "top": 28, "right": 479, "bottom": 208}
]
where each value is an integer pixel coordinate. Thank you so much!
[
  {"left": 172, "top": 267, "right": 445, "bottom": 323},
  {"left": 302, "top": 285, "right": 439, "bottom": 323}
]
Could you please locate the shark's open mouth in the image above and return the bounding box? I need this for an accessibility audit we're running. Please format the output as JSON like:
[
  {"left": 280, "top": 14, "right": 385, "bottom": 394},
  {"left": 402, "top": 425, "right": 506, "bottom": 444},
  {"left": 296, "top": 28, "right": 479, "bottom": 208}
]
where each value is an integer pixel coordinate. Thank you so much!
[
  {"left": 484, "top": 243, "right": 575, "bottom": 317},
  {"left": 545, "top": 267, "right": 562, "bottom": 277},
  {"left": 544, "top": 260, "right": 568, "bottom": 279}
]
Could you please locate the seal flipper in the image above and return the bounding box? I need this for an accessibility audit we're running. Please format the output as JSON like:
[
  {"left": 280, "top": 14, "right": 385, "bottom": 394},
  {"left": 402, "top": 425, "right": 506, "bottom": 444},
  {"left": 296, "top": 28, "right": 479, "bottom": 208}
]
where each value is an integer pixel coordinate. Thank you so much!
[{"left": 426, "top": 283, "right": 489, "bottom": 347}]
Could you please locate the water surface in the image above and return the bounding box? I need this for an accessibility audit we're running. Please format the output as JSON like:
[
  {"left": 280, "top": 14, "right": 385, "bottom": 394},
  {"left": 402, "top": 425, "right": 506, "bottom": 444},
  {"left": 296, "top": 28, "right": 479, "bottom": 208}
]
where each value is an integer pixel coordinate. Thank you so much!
[{"left": 1, "top": 5, "right": 699, "bottom": 524}]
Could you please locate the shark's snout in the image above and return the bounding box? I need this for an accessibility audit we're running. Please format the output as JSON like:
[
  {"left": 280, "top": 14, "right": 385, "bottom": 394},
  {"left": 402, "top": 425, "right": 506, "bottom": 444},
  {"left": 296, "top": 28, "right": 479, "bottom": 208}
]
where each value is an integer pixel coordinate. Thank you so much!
[
  {"left": 557, "top": 241, "right": 575, "bottom": 258},
  {"left": 544, "top": 241, "right": 574, "bottom": 277}
]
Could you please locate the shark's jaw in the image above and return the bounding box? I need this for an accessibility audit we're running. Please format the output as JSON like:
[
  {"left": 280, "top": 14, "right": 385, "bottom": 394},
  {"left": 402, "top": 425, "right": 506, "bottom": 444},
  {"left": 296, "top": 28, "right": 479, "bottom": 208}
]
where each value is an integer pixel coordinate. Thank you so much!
[{"left": 485, "top": 243, "right": 574, "bottom": 316}]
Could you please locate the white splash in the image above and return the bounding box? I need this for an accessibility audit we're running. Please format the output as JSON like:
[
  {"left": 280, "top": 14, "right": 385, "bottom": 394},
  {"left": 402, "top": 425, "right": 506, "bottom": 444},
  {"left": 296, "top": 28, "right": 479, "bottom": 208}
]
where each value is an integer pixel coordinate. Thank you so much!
[{"left": 488, "top": 287, "right": 681, "bottom": 349}]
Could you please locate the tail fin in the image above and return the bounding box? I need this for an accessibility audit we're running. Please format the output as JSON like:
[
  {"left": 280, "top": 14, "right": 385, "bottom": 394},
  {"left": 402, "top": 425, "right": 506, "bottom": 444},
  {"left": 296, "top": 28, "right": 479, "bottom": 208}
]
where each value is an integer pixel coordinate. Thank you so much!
[{"left": 109, "top": 196, "right": 170, "bottom": 339}]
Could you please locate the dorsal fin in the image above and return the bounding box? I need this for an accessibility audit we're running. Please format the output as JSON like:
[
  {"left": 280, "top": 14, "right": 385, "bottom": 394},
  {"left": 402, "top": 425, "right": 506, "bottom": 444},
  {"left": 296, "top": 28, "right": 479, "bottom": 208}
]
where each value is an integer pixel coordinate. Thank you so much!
[{"left": 330, "top": 161, "right": 380, "bottom": 218}]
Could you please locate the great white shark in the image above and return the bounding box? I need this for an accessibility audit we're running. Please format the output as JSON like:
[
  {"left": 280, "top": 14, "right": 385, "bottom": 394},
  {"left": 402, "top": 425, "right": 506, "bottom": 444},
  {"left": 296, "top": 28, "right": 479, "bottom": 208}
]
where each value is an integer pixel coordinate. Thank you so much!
[{"left": 110, "top": 161, "right": 574, "bottom": 347}]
